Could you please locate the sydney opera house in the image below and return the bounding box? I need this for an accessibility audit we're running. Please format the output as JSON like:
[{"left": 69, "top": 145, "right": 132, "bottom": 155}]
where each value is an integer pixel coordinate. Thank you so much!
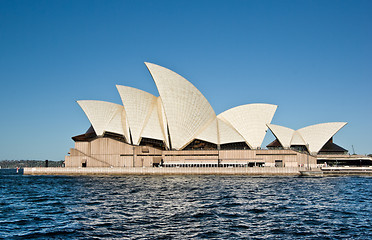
[{"left": 65, "top": 63, "right": 351, "bottom": 168}]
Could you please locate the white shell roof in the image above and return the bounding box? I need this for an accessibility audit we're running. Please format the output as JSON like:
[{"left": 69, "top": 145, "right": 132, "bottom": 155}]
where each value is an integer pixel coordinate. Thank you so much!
[
  {"left": 145, "top": 62, "right": 216, "bottom": 150},
  {"left": 77, "top": 100, "right": 125, "bottom": 137},
  {"left": 194, "top": 117, "right": 247, "bottom": 145},
  {"left": 218, "top": 104, "right": 277, "bottom": 149},
  {"left": 116, "top": 85, "right": 158, "bottom": 145},
  {"left": 104, "top": 107, "right": 128, "bottom": 139},
  {"left": 194, "top": 118, "right": 219, "bottom": 145},
  {"left": 157, "top": 97, "right": 170, "bottom": 149},
  {"left": 267, "top": 122, "right": 347, "bottom": 154},
  {"left": 297, "top": 122, "right": 347, "bottom": 154},
  {"left": 217, "top": 118, "right": 245, "bottom": 145},
  {"left": 141, "top": 97, "right": 167, "bottom": 143},
  {"left": 267, "top": 124, "right": 294, "bottom": 148},
  {"left": 290, "top": 131, "right": 306, "bottom": 145}
]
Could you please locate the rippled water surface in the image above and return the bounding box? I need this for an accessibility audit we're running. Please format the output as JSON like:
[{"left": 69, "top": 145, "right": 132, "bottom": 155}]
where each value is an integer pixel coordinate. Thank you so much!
[{"left": 1, "top": 172, "right": 371, "bottom": 239}]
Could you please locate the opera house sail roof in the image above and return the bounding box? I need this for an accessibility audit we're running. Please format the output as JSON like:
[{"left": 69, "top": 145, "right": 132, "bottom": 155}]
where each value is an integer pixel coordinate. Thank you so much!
[
  {"left": 75, "top": 62, "right": 347, "bottom": 155},
  {"left": 267, "top": 122, "right": 347, "bottom": 155}
]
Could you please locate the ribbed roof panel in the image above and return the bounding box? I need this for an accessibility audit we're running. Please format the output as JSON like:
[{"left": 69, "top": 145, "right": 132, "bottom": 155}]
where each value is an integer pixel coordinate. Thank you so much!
[
  {"left": 157, "top": 97, "right": 170, "bottom": 149},
  {"left": 77, "top": 100, "right": 124, "bottom": 136},
  {"left": 141, "top": 99, "right": 166, "bottom": 142},
  {"left": 297, "top": 122, "right": 347, "bottom": 154},
  {"left": 145, "top": 62, "right": 216, "bottom": 150},
  {"left": 267, "top": 124, "right": 294, "bottom": 148},
  {"left": 217, "top": 118, "right": 245, "bottom": 144},
  {"left": 105, "top": 107, "right": 126, "bottom": 138},
  {"left": 218, "top": 103, "right": 277, "bottom": 149},
  {"left": 290, "top": 131, "right": 306, "bottom": 145},
  {"left": 116, "top": 85, "right": 157, "bottom": 145},
  {"left": 194, "top": 118, "right": 219, "bottom": 144}
]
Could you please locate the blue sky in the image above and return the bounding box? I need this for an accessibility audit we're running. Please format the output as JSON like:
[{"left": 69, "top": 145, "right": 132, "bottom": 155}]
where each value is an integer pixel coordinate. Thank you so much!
[{"left": 1, "top": 0, "right": 371, "bottom": 160}]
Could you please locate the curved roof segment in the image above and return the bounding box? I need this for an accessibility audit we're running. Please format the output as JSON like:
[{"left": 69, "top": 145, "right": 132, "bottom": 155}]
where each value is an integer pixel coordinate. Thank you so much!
[
  {"left": 141, "top": 97, "right": 167, "bottom": 143},
  {"left": 194, "top": 118, "right": 219, "bottom": 145},
  {"left": 77, "top": 100, "right": 126, "bottom": 137},
  {"left": 194, "top": 117, "right": 247, "bottom": 145},
  {"left": 217, "top": 118, "right": 245, "bottom": 144},
  {"left": 157, "top": 97, "right": 170, "bottom": 149},
  {"left": 266, "top": 124, "right": 294, "bottom": 149},
  {"left": 267, "top": 122, "right": 347, "bottom": 154},
  {"left": 291, "top": 131, "right": 306, "bottom": 145},
  {"left": 116, "top": 85, "right": 159, "bottom": 145},
  {"left": 218, "top": 104, "right": 278, "bottom": 149},
  {"left": 297, "top": 122, "right": 347, "bottom": 154},
  {"left": 145, "top": 62, "right": 216, "bottom": 150}
]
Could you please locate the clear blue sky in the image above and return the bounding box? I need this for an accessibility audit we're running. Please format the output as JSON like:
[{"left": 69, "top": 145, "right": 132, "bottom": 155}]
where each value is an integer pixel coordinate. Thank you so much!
[{"left": 1, "top": 0, "right": 371, "bottom": 160}]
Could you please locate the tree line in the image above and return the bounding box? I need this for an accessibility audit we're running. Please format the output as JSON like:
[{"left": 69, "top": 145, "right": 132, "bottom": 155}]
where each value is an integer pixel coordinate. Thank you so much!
[{"left": 0, "top": 160, "right": 64, "bottom": 168}]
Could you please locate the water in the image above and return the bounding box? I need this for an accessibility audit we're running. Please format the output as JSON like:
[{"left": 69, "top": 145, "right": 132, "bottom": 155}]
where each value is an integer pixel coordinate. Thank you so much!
[{"left": 1, "top": 171, "right": 371, "bottom": 239}]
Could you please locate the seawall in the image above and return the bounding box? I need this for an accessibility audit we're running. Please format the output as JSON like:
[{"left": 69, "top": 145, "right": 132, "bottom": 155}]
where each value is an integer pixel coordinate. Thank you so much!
[{"left": 23, "top": 167, "right": 304, "bottom": 176}]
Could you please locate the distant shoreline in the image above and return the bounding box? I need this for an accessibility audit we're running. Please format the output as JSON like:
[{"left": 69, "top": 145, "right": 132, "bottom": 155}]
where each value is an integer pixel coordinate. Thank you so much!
[{"left": 0, "top": 160, "right": 64, "bottom": 169}]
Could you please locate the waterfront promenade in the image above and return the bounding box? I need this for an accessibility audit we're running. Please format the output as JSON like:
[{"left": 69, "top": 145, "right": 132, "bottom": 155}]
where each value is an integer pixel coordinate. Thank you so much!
[{"left": 24, "top": 167, "right": 305, "bottom": 176}]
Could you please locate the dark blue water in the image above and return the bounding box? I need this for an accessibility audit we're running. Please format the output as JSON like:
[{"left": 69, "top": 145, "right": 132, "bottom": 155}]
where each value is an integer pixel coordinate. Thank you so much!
[{"left": 1, "top": 171, "right": 371, "bottom": 239}]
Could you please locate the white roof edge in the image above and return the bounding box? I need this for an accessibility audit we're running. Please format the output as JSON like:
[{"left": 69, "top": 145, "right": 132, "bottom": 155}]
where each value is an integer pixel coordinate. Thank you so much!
[
  {"left": 219, "top": 103, "right": 278, "bottom": 115},
  {"left": 116, "top": 84, "right": 157, "bottom": 97},
  {"left": 297, "top": 122, "right": 348, "bottom": 131}
]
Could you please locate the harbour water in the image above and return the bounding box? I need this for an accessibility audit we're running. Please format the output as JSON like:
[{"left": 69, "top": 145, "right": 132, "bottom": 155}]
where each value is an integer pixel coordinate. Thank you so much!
[{"left": 1, "top": 170, "right": 371, "bottom": 239}]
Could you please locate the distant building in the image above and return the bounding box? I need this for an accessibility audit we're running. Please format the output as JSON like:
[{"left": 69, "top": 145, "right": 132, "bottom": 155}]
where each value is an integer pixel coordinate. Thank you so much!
[{"left": 65, "top": 63, "right": 351, "bottom": 168}]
